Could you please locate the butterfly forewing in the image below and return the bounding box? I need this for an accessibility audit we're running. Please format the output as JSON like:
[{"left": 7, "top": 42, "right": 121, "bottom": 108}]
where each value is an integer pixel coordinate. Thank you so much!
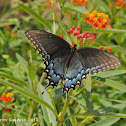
[
  {"left": 77, "top": 47, "right": 121, "bottom": 73},
  {"left": 25, "top": 30, "right": 71, "bottom": 58}
]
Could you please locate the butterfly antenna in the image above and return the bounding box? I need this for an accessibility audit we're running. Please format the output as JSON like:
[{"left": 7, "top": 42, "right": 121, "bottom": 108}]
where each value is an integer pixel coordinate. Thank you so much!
[{"left": 42, "top": 84, "right": 50, "bottom": 94}]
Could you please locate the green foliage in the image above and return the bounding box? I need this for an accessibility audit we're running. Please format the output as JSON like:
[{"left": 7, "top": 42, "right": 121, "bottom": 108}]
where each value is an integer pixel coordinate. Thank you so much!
[{"left": 0, "top": 0, "right": 126, "bottom": 126}]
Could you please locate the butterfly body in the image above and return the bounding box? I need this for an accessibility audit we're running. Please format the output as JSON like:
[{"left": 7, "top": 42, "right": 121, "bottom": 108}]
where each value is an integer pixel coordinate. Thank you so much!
[
  {"left": 25, "top": 30, "right": 121, "bottom": 95},
  {"left": 66, "top": 44, "right": 77, "bottom": 68}
]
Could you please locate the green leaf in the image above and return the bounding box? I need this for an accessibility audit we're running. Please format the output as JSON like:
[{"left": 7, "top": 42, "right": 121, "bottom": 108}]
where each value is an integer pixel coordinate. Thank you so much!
[
  {"left": 106, "top": 99, "right": 126, "bottom": 104},
  {"left": 92, "top": 76, "right": 126, "bottom": 93},
  {"left": 90, "top": 118, "right": 120, "bottom": 126},
  {"left": 82, "top": 27, "right": 126, "bottom": 33},
  {"left": 28, "top": 65, "right": 35, "bottom": 83},
  {"left": 16, "top": 53, "right": 28, "bottom": 73},
  {"left": 6, "top": 39, "right": 23, "bottom": 49},
  {"left": 97, "top": 0, "right": 112, "bottom": 16},
  {"left": 0, "top": 18, "right": 19, "bottom": 27},
  {"left": 14, "top": 104, "right": 25, "bottom": 118},
  {"left": 38, "top": 83, "right": 57, "bottom": 126},
  {"left": 59, "top": 22, "right": 68, "bottom": 35},
  {"left": 71, "top": 93, "right": 101, "bottom": 116},
  {"left": 84, "top": 73, "right": 91, "bottom": 92},
  {"left": 19, "top": 2, "right": 52, "bottom": 31},
  {"left": 0, "top": 71, "right": 27, "bottom": 87},
  {"left": 59, "top": 22, "right": 72, "bottom": 43},
  {"left": 70, "top": 94, "right": 86, "bottom": 107},
  {"left": 97, "top": 70, "right": 126, "bottom": 78},
  {"left": 0, "top": 79, "right": 55, "bottom": 115},
  {"left": 63, "top": 4, "right": 87, "bottom": 14}
]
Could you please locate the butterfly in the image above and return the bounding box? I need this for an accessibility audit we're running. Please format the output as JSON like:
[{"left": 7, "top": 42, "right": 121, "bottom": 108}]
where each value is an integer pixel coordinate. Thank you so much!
[{"left": 25, "top": 30, "right": 121, "bottom": 97}]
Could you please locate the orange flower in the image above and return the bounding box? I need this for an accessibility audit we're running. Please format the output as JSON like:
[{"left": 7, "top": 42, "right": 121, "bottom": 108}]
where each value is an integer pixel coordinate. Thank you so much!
[
  {"left": 114, "top": 0, "right": 126, "bottom": 7},
  {"left": 0, "top": 92, "right": 14, "bottom": 102},
  {"left": 84, "top": 10, "right": 108, "bottom": 29},
  {"left": 74, "top": 0, "right": 88, "bottom": 5},
  {"left": 107, "top": 25, "right": 112, "bottom": 29},
  {"left": 85, "top": 12, "right": 89, "bottom": 16},
  {"left": 92, "top": 10, "right": 97, "bottom": 15}
]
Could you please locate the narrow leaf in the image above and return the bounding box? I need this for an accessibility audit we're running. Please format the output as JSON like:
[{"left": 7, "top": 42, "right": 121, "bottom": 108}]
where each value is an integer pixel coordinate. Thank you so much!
[
  {"left": 106, "top": 99, "right": 126, "bottom": 104},
  {"left": 63, "top": 4, "right": 87, "bottom": 14},
  {"left": 90, "top": 118, "right": 120, "bottom": 126},
  {"left": 38, "top": 83, "right": 57, "bottom": 125},
  {"left": 84, "top": 73, "right": 91, "bottom": 92},
  {"left": 0, "top": 71, "right": 27, "bottom": 87},
  {"left": 19, "top": 2, "right": 52, "bottom": 31},
  {"left": 82, "top": 27, "right": 126, "bottom": 33},
  {"left": 59, "top": 22, "right": 72, "bottom": 43},
  {"left": 92, "top": 76, "right": 126, "bottom": 93},
  {"left": 97, "top": 70, "right": 126, "bottom": 78},
  {"left": 16, "top": 53, "right": 28, "bottom": 73}
]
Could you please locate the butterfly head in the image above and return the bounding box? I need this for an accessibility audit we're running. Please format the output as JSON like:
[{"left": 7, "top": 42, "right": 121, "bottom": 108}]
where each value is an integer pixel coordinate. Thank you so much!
[{"left": 74, "top": 44, "right": 77, "bottom": 49}]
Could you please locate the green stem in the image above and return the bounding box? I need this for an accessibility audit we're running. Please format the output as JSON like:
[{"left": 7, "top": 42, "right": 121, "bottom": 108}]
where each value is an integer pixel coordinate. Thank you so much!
[
  {"left": 28, "top": 100, "right": 34, "bottom": 119},
  {"left": 29, "top": 50, "right": 32, "bottom": 64},
  {"left": 49, "top": 92, "right": 59, "bottom": 121},
  {"left": 59, "top": 1, "right": 66, "bottom": 21},
  {"left": 58, "top": 98, "right": 70, "bottom": 126},
  {"left": 78, "top": 117, "right": 90, "bottom": 126},
  {"left": 39, "top": 72, "right": 46, "bottom": 85},
  {"left": 75, "top": 86, "right": 85, "bottom": 95},
  {"left": 53, "top": 12, "right": 56, "bottom": 34},
  {"left": 58, "top": 90, "right": 72, "bottom": 126},
  {"left": 51, "top": 0, "right": 56, "bottom": 34}
]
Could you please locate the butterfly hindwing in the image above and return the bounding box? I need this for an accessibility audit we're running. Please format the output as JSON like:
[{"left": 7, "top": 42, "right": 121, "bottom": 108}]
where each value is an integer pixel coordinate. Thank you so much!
[
  {"left": 63, "top": 53, "right": 84, "bottom": 93},
  {"left": 45, "top": 52, "right": 71, "bottom": 88}
]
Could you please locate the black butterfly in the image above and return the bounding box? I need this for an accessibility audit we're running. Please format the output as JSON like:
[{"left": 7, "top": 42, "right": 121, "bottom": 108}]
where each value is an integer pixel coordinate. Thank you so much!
[{"left": 25, "top": 30, "right": 121, "bottom": 96}]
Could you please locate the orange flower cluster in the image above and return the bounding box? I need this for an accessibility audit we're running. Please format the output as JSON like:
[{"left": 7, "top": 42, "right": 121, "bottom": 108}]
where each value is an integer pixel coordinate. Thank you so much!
[
  {"left": 114, "top": 0, "right": 126, "bottom": 6},
  {"left": 74, "top": 0, "right": 88, "bottom": 5},
  {"left": 0, "top": 92, "right": 14, "bottom": 102},
  {"left": 84, "top": 10, "right": 109, "bottom": 29}
]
